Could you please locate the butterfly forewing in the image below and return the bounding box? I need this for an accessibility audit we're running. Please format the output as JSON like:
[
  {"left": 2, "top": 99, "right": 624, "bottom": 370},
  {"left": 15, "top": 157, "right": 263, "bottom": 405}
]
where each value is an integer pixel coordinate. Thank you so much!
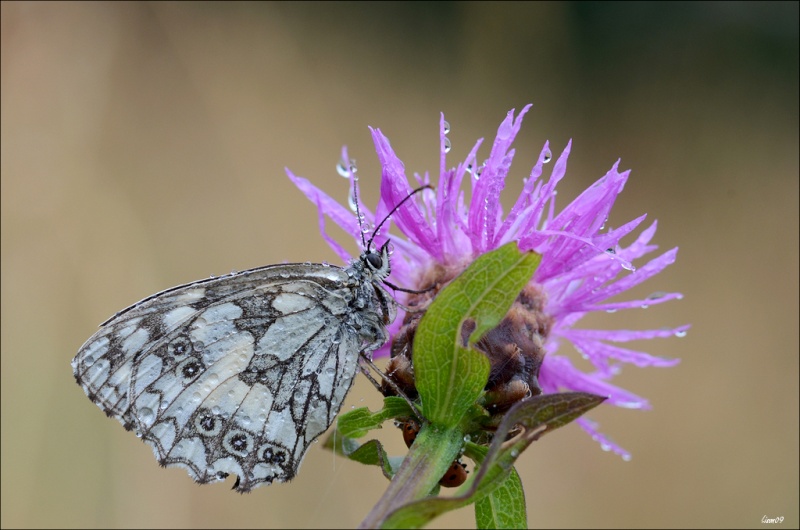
[{"left": 73, "top": 257, "right": 393, "bottom": 492}]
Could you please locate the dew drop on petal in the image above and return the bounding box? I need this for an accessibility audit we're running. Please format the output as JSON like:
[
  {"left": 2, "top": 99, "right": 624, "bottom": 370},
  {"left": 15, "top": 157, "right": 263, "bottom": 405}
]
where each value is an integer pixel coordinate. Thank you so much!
[
  {"left": 675, "top": 329, "right": 687, "bottom": 338},
  {"left": 336, "top": 160, "right": 349, "bottom": 178},
  {"left": 443, "top": 120, "right": 450, "bottom": 134},
  {"left": 543, "top": 148, "right": 552, "bottom": 163},
  {"left": 349, "top": 159, "right": 358, "bottom": 174},
  {"left": 443, "top": 137, "right": 452, "bottom": 153}
]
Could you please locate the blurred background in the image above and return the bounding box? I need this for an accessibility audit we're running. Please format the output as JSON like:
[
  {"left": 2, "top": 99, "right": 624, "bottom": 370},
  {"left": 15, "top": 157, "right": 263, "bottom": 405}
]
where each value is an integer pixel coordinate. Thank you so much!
[{"left": 2, "top": 2, "right": 797, "bottom": 528}]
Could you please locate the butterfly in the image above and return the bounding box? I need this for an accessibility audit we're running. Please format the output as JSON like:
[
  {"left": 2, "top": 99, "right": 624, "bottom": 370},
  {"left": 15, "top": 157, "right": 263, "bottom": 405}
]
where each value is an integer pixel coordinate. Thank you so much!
[{"left": 72, "top": 236, "right": 398, "bottom": 493}]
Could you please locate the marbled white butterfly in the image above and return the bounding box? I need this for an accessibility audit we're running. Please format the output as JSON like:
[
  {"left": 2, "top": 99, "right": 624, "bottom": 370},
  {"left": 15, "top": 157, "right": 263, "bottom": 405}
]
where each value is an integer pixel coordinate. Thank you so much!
[{"left": 71, "top": 184, "right": 424, "bottom": 493}]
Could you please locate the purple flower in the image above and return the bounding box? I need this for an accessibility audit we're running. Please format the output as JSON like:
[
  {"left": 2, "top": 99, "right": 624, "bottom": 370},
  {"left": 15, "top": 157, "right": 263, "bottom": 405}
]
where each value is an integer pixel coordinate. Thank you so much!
[{"left": 286, "top": 105, "right": 688, "bottom": 458}]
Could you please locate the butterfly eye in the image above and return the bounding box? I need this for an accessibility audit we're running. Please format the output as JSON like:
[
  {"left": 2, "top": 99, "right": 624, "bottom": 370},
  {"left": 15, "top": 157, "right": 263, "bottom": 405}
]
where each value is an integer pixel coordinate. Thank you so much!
[{"left": 366, "top": 252, "right": 383, "bottom": 270}]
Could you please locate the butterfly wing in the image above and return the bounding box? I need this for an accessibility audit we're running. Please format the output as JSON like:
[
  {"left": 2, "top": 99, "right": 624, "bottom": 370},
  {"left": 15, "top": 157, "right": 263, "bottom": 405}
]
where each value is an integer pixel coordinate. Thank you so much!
[{"left": 73, "top": 263, "right": 371, "bottom": 492}]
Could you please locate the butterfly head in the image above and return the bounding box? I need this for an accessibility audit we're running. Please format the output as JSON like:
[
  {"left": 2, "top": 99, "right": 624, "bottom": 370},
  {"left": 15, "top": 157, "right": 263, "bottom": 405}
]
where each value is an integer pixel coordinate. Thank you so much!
[{"left": 362, "top": 241, "right": 392, "bottom": 281}]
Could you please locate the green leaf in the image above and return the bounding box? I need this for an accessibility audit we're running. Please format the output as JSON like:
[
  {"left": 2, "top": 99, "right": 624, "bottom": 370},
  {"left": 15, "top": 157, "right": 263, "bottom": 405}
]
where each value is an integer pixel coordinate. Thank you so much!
[
  {"left": 323, "top": 432, "right": 403, "bottom": 480},
  {"left": 346, "top": 439, "right": 396, "bottom": 480},
  {"left": 474, "top": 468, "right": 526, "bottom": 529},
  {"left": 336, "top": 396, "right": 416, "bottom": 438},
  {"left": 414, "top": 243, "right": 542, "bottom": 428}
]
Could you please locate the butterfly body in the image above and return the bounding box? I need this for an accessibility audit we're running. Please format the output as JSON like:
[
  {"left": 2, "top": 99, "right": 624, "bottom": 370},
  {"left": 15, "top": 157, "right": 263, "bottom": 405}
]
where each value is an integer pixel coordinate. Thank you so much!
[{"left": 73, "top": 246, "right": 395, "bottom": 492}]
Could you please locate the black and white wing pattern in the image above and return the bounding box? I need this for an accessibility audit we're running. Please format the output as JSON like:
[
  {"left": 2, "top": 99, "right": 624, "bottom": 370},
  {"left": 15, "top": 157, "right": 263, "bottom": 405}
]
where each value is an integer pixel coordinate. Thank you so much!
[{"left": 72, "top": 247, "right": 396, "bottom": 492}]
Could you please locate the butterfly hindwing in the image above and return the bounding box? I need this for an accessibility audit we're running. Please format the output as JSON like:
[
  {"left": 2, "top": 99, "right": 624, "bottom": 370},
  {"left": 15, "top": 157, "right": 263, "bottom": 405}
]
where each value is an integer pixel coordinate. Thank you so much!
[{"left": 73, "top": 260, "right": 390, "bottom": 492}]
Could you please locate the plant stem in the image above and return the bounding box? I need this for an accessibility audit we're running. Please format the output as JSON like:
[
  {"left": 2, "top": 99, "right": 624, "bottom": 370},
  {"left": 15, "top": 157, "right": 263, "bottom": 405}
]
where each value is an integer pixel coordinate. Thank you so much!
[{"left": 358, "top": 424, "right": 463, "bottom": 529}]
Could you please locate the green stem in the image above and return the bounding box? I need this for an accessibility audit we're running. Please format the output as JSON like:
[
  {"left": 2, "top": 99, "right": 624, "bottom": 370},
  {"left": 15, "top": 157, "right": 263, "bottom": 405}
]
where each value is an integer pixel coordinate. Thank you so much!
[{"left": 358, "top": 424, "right": 463, "bottom": 529}]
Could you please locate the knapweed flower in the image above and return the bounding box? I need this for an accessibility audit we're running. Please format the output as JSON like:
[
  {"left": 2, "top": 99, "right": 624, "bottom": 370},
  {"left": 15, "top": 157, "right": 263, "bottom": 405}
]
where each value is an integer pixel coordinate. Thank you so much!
[{"left": 286, "top": 105, "right": 688, "bottom": 458}]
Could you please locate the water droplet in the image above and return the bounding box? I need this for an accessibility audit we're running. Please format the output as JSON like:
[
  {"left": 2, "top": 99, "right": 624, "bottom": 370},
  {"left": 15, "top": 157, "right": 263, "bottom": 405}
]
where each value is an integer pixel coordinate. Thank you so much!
[
  {"left": 543, "top": 149, "right": 552, "bottom": 163},
  {"left": 510, "top": 449, "right": 519, "bottom": 458},
  {"left": 443, "top": 120, "right": 450, "bottom": 134},
  {"left": 606, "top": 308, "right": 617, "bottom": 313},
  {"left": 349, "top": 159, "right": 358, "bottom": 173},
  {"left": 647, "top": 291, "right": 667, "bottom": 300},
  {"left": 465, "top": 163, "right": 473, "bottom": 174},
  {"left": 230, "top": 269, "right": 238, "bottom": 276},
  {"left": 641, "top": 303, "right": 649, "bottom": 309},
  {"left": 675, "top": 329, "right": 687, "bottom": 338},
  {"left": 443, "top": 137, "right": 451, "bottom": 153},
  {"left": 606, "top": 248, "right": 616, "bottom": 255},
  {"left": 347, "top": 188, "right": 358, "bottom": 212},
  {"left": 209, "top": 274, "right": 216, "bottom": 279},
  {"left": 139, "top": 408, "right": 154, "bottom": 424},
  {"left": 212, "top": 405, "right": 221, "bottom": 415},
  {"left": 475, "top": 164, "right": 485, "bottom": 179},
  {"left": 336, "top": 160, "right": 349, "bottom": 178}
]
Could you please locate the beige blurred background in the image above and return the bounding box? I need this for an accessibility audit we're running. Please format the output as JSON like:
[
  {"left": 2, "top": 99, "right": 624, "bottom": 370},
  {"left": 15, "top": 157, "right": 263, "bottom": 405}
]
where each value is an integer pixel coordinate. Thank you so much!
[{"left": 2, "top": 2, "right": 797, "bottom": 528}]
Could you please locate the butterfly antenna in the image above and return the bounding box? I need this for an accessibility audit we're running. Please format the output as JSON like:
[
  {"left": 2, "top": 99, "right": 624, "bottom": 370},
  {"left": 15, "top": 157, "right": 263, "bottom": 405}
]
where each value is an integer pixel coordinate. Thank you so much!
[
  {"left": 366, "top": 184, "right": 433, "bottom": 250},
  {"left": 350, "top": 172, "right": 369, "bottom": 251}
]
